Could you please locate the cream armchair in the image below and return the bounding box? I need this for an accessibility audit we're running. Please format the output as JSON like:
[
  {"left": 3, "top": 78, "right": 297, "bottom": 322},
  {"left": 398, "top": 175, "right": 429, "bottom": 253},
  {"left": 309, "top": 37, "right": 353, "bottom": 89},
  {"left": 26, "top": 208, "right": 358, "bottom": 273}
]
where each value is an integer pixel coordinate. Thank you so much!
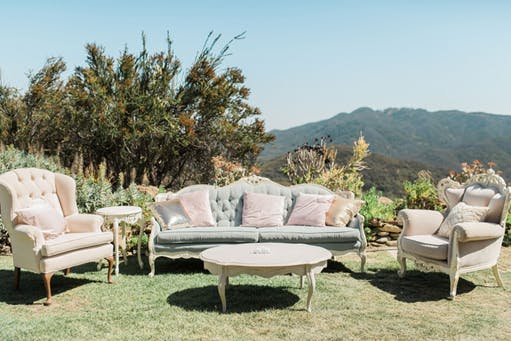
[
  {"left": 0, "top": 168, "right": 114, "bottom": 305},
  {"left": 397, "top": 170, "right": 510, "bottom": 299}
]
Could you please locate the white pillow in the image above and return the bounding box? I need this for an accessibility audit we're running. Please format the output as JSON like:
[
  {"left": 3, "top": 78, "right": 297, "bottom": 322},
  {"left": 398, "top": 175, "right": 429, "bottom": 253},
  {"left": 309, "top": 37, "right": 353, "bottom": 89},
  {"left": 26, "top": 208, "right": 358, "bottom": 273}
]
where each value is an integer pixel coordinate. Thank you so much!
[
  {"left": 436, "top": 202, "right": 488, "bottom": 238},
  {"left": 241, "top": 192, "right": 286, "bottom": 227},
  {"left": 15, "top": 199, "right": 66, "bottom": 240}
]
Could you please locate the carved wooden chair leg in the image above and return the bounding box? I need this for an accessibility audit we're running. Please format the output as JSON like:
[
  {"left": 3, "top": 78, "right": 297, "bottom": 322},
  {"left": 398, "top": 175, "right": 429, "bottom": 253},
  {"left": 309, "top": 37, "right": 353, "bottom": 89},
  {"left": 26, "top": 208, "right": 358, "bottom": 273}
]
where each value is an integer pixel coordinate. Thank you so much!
[
  {"left": 64, "top": 268, "right": 71, "bottom": 276},
  {"left": 397, "top": 252, "right": 407, "bottom": 278},
  {"left": 106, "top": 256, "right": 114, "bottom": 284},
  {"left": 42, "top": 272, "right": 55, "bottom": 306},
  {"left": 14, "top": 267, "right": 20, "bottom": 290},
  {"left": 492, "top": 264, "right": 505, "bottom": 289},
  {"left": 449, "top": 273, "right": 460, "bottom": 300}
]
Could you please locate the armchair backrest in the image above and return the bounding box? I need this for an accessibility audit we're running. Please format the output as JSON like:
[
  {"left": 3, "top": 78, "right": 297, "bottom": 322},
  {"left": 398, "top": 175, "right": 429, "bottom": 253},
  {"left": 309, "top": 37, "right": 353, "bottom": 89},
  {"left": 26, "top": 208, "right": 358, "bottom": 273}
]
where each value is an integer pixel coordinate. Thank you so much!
[
  {"left": 437, "top": 170, "right": 511, "bottom": 226},
  {"left": 0, "top": 168, "right": 79, "bottom": 233}
]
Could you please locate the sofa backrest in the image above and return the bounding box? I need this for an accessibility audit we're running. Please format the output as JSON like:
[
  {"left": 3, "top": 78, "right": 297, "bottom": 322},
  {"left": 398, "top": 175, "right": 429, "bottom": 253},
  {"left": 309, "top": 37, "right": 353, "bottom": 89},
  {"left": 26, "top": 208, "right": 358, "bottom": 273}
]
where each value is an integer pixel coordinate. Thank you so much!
[{"left": 156, "top": 176, "right": 354, "bottom": 227}]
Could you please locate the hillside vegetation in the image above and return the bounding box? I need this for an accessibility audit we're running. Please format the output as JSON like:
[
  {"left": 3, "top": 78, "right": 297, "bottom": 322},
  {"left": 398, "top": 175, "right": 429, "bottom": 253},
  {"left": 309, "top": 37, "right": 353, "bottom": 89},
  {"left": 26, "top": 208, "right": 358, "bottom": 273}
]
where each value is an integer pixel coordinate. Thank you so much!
[
  {"left": 259, "top": 144, "right": 447, "bottom": 197},
  {"left": 260, "top": 107, "right": 511, "bottom": 180}
]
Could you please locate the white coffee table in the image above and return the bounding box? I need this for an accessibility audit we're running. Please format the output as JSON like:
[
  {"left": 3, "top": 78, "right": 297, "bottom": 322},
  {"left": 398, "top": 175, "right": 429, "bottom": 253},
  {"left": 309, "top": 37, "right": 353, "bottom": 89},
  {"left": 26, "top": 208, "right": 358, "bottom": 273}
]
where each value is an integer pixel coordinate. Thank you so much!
[
  {"left": 200, "top": 243, "right": 332, "bottom": 312},
  {"left": 96, "top": 206, "right": 144, "bottom": 275}
]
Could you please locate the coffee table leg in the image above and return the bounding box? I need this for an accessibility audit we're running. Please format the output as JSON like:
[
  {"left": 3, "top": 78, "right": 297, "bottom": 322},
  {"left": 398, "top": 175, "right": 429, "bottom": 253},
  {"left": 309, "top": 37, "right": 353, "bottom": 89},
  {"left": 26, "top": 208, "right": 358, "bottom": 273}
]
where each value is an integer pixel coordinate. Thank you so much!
[
  {"left": 113, "top": 218, "right": 119, "bottom": 276},
  {"left": 121, "top": 221, "right": 128, "bottom": 264},
  {"left": 137, "top": 217, "right": 144, "bottom": 269},
  {"left": 299, "top": 276, "right": 304, "bottom": 289},
  {"left": 218, "top": 273, "right": 227, "bottom": 313},
  {"left": 306, "top": 271, "right": 315, "bottom": 312}
]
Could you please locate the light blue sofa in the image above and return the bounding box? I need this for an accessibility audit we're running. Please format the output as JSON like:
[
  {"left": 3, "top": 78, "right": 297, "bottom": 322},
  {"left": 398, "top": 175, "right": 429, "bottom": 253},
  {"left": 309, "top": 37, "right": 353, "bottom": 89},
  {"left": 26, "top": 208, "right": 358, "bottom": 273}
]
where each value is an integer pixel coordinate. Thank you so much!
[{"left": 148, "top": 176, "right": 367, "bottom": 276}]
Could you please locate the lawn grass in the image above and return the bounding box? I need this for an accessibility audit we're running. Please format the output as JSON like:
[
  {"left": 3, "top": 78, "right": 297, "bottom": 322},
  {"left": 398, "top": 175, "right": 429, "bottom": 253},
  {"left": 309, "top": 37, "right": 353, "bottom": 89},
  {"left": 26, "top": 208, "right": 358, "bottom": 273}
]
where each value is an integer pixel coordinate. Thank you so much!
[{"left": 1, "top": 248, "right": 510, "bottom": 340}]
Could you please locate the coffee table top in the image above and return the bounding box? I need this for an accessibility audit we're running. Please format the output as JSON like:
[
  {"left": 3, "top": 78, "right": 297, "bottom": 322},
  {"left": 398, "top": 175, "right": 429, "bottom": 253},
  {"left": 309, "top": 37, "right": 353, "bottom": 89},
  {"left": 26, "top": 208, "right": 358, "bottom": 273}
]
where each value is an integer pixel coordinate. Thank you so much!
[{"left": 200, "top": 243, "right": 332, "bottom": 267}]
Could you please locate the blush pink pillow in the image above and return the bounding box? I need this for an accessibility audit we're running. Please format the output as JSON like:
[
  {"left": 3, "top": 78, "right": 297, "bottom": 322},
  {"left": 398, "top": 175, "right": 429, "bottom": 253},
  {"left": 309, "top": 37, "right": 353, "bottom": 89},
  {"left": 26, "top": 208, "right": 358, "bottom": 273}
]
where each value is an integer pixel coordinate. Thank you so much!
[
  {"left": 242, "top": 192, "right": 286, "bottom": 227},
  {"left": 287, "top": 193, "right": 334, "bottom": 226},
  {"left": 178, "top": 190, "right": 216, "bottom": 227},
  {"left": 15, "top": 199, "right": 66, "bottom": 240}
]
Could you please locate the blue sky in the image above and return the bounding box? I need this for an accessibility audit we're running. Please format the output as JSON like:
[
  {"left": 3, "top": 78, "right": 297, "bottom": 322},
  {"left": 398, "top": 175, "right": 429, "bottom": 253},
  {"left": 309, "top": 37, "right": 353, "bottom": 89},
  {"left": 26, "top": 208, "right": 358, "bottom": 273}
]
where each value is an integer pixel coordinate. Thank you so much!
[{"left": 1, "top": 1, "right": 510, "bottom": 130}]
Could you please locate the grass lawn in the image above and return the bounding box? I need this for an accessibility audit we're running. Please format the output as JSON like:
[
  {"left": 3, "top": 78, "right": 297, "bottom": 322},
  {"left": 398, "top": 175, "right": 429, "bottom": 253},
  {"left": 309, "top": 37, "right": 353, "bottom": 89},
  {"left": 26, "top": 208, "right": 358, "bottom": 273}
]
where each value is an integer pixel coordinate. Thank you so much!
[{"left": 1, "top": 247, "right": 510, "bottom": 340}]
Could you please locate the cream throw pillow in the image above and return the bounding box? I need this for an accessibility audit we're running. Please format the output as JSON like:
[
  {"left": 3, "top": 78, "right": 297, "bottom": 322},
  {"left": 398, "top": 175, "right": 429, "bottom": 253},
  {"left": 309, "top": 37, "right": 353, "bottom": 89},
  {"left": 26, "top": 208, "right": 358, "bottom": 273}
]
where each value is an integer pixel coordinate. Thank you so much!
[
  {"left": 436, "top": 202, "right": 488, "bottom": 238},
  {"left": 15, "top": 199, "right": 66, "bottom": 240},
  {"left": 326, "top": 196, "right": 364, "bottom": 227}
]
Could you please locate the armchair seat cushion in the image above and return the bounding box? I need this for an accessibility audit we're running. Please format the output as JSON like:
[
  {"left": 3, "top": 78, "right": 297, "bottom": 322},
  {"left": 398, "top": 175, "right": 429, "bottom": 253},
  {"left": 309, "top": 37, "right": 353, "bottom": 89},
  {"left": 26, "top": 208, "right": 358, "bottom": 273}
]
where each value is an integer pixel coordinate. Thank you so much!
[
  {"left": 401, "top": 235, "right": 449, "bottom": 260},
  {"left": 41, "top": 232, "right": 113, "bottom": 257}
]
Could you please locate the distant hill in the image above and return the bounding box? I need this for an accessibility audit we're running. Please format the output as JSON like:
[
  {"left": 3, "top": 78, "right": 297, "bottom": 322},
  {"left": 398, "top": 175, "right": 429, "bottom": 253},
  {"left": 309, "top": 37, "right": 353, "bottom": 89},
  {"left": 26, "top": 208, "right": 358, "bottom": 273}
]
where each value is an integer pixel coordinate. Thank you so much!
[
  {"left": 260, "top": 107, "right": 511, "bottom": 181},
  {"left": 259, "top": 144, "right": 447, "bottom": 198}
]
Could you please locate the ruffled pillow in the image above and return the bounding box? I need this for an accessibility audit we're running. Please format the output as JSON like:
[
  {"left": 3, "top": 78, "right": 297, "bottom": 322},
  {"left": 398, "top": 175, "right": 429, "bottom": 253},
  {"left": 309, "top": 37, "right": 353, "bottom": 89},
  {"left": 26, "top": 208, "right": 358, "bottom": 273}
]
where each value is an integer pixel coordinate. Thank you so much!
[
  {"left": 287, "top": 193, "right": 334, "bottom": 227},
  {"left": 436, "top": 202, "right": 488, "bottom": 238}
]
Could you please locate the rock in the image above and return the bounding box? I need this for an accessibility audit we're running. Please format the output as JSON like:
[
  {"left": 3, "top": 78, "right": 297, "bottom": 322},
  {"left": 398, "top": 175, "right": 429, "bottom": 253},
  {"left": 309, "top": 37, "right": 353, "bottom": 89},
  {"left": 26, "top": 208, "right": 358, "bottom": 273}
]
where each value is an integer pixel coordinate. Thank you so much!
[
  {"left": 378, "top": 196, "right": 393, "bottom": 205},
  {"left": 376, "top": 237, "right": 389, "bottom": 244},
  {"left": 377, "top": 231, "right": 390, "bottom": 237},
  {"left": 390, "top": 233, "right": 401, "bottom": 239},
  {"left": 371, "top": 242, "right": 384, "bottom": 247},
  {"left": 137, "top": 185, "right": 159, "bottom": 197},
  {"left": 380, "top": 224, "right": 402, "bottom": 233},
  {"left": 385, "top": 240, "right": 397, "bottom": 247}
]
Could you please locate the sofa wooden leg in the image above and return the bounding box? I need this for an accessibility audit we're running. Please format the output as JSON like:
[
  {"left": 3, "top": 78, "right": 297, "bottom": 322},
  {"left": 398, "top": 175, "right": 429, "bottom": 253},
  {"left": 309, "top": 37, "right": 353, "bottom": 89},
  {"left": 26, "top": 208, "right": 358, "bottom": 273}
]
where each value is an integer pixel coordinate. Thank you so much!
[
  {"left": 14, "top": 267, "right": 20, "bottom": 290},
  {"left": 64, "top": 268, "right": 71, "bottom": 276},
  {"left": 359, "top": 252, "right": 367, "bottom": 273},
  {"left": 106, "top": 256, "right": 114, "bottom": 284},
  {"left": 149, "top": 255, "right": 156, "bottom": 277},
  {"left": 42, "top": 272, "right": 54, "bottom": 306}
]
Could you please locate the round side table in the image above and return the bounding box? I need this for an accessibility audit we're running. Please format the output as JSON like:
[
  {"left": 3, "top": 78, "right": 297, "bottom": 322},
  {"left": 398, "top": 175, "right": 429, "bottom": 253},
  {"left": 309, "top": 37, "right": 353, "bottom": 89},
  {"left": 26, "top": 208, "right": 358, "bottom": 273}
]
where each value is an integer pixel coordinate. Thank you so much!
[{"left": 96, "top": 206, "right": 145, "bottom": 275}]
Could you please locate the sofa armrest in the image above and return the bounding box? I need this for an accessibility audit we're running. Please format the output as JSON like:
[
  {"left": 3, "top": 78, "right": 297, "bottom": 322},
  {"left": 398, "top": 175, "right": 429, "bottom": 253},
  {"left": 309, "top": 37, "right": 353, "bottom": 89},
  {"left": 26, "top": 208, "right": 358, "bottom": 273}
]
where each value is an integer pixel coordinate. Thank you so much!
[
  {"left": 453, "top": 222, "right": 505, "bottom": 242},
  {"left": 65, "top": 214, "right": 104, "bottom": 233},
  {"left": 398, "top": 209, "right": 444, "bottom": 236},
  {"left": 12, "top": 224, "right": 45, "bottom": 252}
]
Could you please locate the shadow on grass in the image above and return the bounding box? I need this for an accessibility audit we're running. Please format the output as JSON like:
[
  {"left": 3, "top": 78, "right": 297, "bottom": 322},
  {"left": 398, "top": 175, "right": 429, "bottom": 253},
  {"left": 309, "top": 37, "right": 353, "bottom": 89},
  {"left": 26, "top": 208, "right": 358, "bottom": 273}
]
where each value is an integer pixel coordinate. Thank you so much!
[
  {"left": 0, "top": 269, "right": 97, "bottom": 305},
  {"left": 324, "top": 259, "right": 354, "bottom": 274},
  {"left": 168, "top": 284, "right": 301, "bottom": 313},
  {"left": 351, "top": 269, "right": 476, "bottom": 302}
]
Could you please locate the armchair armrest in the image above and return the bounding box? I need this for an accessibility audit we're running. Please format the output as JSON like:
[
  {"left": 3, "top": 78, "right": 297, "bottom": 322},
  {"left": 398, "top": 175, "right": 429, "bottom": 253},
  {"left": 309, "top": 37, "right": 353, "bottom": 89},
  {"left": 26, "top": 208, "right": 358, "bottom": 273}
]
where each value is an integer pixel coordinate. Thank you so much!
[
  {"left": 65, "top": 214, "right": 104, "bottom": 233},
  {"left": 398, "top": 209, "right": 444, "bottom": 236},
  {"left": 453, "top": 222, "right": 505, "bottom": 242},
  {"left": 12, "top": 224, "right": 45, "bottom": 251}
]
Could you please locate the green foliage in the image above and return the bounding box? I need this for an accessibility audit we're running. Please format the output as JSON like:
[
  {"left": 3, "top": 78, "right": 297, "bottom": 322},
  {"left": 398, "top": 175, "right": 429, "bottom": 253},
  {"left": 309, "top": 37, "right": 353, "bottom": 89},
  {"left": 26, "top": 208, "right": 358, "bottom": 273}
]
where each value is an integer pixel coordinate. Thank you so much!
[
  {"left": 396, "top": 171, "right": 442, "bottom": 210},
  {"left": 1, "top": 32, "right": 273, "bottom": 188},
  {"left": 360, "top": 187, "right": 396, "bottom": 224}
]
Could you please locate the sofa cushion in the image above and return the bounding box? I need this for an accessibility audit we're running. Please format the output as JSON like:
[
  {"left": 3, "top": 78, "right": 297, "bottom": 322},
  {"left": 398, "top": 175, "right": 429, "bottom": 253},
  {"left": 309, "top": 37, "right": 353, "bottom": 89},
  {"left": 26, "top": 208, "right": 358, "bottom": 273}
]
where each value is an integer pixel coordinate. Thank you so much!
[
  {"left": 401, "top": 235, "right": 449, "bottom": 260},
  {"left": 257, "top": 226, "right": 360, "bottom": 243},
  {"left": 287, "top": 193, "right": 334, "bottom": 226},
  {"left": 41, "top": 232, "right": 113, "bottom": 257},
  {"left": 156, "top": 227, "right": 259, "bottom": 244}
]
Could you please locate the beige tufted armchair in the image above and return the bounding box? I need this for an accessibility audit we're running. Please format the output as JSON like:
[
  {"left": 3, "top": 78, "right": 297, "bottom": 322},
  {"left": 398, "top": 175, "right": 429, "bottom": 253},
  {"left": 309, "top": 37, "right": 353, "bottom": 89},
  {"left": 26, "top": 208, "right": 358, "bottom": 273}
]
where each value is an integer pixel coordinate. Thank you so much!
[
  {"left": 0, "top": 168, "right": 114, "bottom": 305},
  {"left": 397, "top": 170, "right": 510, "bottom": 299}
]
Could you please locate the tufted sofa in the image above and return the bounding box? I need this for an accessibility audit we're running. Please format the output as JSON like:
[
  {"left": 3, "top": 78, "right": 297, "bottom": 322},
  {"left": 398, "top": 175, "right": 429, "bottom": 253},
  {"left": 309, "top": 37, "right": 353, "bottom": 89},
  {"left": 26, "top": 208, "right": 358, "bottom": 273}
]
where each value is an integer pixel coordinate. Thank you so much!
[{"left": 148, "top": 176, "right": 367, "bottom": 276}]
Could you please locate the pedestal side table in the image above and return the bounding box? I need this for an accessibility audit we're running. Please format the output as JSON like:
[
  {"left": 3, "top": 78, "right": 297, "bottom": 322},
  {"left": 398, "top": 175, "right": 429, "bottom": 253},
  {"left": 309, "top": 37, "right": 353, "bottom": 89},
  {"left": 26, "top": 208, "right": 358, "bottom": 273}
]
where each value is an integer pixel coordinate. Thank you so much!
[{"left": 96, "top": 206, "right": 144, "bottom": 275}]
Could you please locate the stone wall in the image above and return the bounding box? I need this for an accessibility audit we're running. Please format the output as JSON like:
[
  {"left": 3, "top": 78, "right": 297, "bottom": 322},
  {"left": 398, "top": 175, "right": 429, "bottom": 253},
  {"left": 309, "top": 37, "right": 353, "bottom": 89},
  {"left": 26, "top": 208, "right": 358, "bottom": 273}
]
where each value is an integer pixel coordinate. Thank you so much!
[{"left": 366, "top": 219, "right": 402, "bottom": 248}]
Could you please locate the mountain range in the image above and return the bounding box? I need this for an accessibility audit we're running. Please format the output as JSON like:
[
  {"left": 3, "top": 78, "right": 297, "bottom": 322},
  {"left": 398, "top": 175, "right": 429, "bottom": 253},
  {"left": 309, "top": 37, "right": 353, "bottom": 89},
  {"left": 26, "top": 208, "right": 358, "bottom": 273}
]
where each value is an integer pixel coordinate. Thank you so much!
[{"left": 259, "top": 107, "right": 511, "bottom": 196}]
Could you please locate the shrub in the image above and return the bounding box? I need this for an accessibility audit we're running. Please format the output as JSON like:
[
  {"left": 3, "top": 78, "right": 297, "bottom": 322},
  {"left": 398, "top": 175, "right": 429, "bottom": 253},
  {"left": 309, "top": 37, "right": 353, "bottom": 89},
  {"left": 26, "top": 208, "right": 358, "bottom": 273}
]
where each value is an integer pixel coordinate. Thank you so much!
[
  {"left": 360, "top": 187, "right": 396, "bottom": 224},
  {"left": 396, "top": 170, "right": 442, "bottom": 211}
]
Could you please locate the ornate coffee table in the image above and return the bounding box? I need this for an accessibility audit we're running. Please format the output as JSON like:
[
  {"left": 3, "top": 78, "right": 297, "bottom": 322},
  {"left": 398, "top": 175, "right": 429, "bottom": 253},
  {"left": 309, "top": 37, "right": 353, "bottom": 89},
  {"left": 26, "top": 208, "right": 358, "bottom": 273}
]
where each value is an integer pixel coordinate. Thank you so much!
[{"left": 200, "top": 243, "right": 332, "bottom": 312}]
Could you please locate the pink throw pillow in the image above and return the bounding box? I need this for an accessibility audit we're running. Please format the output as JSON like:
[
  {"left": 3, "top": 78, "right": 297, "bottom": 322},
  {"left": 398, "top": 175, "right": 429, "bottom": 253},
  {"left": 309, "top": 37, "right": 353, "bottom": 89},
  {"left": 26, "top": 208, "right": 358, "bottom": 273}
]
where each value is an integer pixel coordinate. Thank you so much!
[
  {"left": 178, "top": 190, "right": 216, "bottom": 227},
  {"left": 242, "top": 192, "right": 286, "bottom": 227},
  {"left": 287, "top": 193, "right": 334, "bottom": 226},
  {"left": 15, "top": 199, "right": 66, "bottom": 240}
]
